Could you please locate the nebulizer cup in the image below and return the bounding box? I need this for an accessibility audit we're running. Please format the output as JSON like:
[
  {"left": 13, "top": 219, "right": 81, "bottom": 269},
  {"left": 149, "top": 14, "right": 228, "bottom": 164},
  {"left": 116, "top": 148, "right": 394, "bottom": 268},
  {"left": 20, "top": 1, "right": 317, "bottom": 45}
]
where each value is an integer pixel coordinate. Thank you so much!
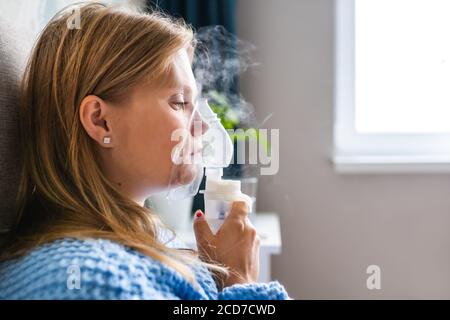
[{"left": 166, "top": 98, "right": 253, "bottom": 234}]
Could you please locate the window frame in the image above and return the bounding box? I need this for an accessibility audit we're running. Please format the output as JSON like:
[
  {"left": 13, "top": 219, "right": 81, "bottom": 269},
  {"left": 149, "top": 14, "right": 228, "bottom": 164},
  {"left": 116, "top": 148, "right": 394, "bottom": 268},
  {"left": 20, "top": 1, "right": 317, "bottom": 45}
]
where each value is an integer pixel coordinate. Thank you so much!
[{"left": 334, "top": 0, "right": 450, "bottom": 173}]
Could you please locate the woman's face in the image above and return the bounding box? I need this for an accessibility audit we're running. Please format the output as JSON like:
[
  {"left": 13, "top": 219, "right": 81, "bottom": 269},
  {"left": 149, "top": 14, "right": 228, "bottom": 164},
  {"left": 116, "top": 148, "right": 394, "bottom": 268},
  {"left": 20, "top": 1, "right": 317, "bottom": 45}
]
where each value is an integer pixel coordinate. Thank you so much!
[{"left": 81, "top": 48, "right": 206, "bottom": 205}]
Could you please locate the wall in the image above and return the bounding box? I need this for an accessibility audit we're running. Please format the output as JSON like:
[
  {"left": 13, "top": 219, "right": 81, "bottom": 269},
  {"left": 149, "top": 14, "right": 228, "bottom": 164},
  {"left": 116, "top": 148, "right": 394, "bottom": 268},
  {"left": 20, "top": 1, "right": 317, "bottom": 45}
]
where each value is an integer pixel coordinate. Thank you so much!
[{"left": 237, "top": 0, "right": 450, "bottom": 299}]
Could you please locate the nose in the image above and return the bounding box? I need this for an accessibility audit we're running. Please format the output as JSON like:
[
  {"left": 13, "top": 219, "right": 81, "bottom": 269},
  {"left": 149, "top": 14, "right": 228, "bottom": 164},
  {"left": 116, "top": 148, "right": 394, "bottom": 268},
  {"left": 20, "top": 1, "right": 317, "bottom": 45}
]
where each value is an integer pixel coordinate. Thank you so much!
[{"left": 190, "top": 110, "right": 209, "bottom": 137}]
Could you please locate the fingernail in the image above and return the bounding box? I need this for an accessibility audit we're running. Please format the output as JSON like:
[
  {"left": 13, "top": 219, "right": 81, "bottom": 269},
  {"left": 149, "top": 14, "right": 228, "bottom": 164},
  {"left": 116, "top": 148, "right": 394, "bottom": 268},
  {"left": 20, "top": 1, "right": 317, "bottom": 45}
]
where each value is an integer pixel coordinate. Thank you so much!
[{"left": 195, "top": 210, "right": 203, "bottom": 219}]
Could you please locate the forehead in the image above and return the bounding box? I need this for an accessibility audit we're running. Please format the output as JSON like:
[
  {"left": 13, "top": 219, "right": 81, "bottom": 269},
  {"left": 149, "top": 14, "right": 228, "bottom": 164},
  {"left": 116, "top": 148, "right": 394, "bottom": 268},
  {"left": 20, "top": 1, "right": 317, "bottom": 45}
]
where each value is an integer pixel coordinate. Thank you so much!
[{"left": 163, "top": 49, "right": 198, "bottom": 97}]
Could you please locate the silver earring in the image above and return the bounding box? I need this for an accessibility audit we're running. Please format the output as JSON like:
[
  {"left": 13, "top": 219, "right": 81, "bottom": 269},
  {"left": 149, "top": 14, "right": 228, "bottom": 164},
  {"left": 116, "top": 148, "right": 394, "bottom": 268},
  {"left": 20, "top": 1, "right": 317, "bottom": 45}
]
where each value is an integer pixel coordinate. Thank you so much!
[{"left": 103, "top": 137, "right": 111, "bottom": 144}]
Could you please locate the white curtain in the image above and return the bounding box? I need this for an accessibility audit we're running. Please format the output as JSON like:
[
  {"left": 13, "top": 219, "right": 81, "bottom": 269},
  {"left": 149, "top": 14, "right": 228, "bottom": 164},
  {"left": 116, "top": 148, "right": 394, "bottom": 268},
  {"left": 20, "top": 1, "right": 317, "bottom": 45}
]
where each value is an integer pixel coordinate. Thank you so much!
[
  {"left": 0, "top": 0, "right": 131, "bottom": 43},
  {"left": 0, "top": 0, "right": 44, "bottom": 42}
]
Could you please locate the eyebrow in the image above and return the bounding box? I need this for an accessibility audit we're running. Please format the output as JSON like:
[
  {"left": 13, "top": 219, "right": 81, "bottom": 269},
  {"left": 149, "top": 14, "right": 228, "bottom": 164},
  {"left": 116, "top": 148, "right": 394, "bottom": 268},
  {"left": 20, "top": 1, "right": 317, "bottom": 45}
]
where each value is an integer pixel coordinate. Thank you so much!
[{"left": 169, "top": 85, "right": 199, "bottom": 101}]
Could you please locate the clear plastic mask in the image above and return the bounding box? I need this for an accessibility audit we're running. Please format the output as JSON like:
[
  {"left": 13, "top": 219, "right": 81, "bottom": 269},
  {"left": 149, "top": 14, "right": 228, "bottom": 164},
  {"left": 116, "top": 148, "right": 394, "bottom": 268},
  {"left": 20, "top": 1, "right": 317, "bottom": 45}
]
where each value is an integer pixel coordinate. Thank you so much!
[{"left": 166, "top": 98, "right": 234, "bottom": 200}]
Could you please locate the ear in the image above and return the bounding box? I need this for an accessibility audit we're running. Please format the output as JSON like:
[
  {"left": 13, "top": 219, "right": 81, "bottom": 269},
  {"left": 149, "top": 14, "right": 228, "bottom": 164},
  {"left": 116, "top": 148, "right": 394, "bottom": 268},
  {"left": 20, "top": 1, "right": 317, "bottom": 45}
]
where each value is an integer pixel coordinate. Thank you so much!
[{"left": 79, "top": 95, "right": 114, "bottom": 148}]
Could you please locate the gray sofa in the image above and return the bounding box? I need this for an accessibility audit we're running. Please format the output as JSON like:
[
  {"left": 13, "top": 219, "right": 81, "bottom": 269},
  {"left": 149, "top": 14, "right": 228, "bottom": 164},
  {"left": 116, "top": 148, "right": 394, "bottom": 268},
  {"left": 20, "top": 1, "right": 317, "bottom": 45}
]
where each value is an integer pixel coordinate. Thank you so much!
[{"left": 0, "top": 18, "right": 32, "bottom": 239}]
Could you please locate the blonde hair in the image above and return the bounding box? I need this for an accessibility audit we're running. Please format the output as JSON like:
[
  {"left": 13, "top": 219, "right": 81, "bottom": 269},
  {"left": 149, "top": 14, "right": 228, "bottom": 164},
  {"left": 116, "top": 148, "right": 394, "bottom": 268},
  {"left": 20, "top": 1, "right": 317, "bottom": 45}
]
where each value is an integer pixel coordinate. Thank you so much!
[{"left": 0, "top": 2, "right": 228, "bottom": 286}]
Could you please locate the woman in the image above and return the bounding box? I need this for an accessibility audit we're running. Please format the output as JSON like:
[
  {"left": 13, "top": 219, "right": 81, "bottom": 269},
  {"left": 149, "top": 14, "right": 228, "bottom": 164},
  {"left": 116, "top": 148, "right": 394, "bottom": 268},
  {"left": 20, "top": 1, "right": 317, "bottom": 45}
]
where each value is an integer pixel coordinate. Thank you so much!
[{"left": 0, "top": 3, "right": 289, "bottom": 299}]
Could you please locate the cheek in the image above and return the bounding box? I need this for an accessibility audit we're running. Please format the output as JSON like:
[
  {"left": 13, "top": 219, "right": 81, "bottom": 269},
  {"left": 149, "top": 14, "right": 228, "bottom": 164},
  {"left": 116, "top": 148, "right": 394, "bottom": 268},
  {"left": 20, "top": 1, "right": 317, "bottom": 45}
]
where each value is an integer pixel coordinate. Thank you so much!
[
  {"left": 150, "top": 110, "right": 186, "bottom": 157},
  {"left": 133, "top": 107, "right": 188, "bottom": 183},
  {"left": 113, "top": 100, "right": 196, "bottom": 190}
]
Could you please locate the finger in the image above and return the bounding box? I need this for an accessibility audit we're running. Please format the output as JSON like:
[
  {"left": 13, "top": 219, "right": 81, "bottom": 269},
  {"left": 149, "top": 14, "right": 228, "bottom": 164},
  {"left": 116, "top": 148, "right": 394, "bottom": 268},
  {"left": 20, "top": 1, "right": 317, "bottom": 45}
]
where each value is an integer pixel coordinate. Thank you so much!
[
  {"left": 193, "top": 210, "right": 214, "bottom": 246},
  {"left": 228, "top": 201, "right": 248, "bottom": 220}
]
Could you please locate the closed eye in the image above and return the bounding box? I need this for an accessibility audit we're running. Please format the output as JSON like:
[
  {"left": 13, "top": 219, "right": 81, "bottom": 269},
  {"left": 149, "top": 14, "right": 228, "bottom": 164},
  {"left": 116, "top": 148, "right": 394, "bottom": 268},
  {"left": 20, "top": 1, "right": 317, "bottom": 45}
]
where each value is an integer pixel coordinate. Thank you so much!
[{"left": 172, "top": 102, "right": 188, "bottom": 110}]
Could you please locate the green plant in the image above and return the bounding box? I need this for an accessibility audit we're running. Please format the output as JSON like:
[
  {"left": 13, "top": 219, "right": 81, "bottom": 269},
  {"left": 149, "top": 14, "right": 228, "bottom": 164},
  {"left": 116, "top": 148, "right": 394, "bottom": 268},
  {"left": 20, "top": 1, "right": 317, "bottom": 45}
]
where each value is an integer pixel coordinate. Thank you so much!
[{"left": 205, "top": 90, "right": 269, "bottom": 152}]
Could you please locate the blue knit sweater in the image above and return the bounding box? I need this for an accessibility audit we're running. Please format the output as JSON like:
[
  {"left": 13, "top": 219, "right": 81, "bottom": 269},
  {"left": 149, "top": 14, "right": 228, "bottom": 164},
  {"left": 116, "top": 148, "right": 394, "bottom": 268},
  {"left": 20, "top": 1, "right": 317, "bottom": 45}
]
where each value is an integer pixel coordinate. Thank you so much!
[{"left": 0, "top": 230, "right": 289, "bottom": 300}]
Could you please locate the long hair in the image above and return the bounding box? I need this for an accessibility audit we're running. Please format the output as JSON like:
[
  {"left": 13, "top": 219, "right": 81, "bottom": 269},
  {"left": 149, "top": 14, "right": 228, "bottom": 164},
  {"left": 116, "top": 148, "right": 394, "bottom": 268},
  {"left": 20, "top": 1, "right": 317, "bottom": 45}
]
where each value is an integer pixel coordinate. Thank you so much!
[{"left": 0, "top": 2, "right": 228, "bottom": 286}]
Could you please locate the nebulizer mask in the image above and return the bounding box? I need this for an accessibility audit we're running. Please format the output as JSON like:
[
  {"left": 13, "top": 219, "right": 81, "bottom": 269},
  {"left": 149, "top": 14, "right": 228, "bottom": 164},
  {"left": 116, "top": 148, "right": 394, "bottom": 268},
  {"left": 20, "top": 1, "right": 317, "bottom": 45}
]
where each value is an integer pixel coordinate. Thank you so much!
[{"left": 167, "top": 98, "right": 253, "bottom": 234}]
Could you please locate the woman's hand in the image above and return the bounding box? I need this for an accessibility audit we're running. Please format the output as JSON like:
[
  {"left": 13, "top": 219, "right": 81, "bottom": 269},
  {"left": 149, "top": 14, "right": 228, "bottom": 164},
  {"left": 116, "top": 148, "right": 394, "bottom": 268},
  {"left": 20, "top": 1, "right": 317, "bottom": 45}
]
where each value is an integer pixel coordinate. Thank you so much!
[{"left": 193, "top": 201, "right": 260, "bottom": 289}]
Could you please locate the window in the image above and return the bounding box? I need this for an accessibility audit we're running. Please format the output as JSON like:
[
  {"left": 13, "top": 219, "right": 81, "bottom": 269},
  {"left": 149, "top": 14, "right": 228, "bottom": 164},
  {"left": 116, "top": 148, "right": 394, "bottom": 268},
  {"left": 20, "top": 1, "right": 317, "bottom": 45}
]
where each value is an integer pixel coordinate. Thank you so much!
[{"left": 334, "top": 0, "right": 450, "bottom": 173}]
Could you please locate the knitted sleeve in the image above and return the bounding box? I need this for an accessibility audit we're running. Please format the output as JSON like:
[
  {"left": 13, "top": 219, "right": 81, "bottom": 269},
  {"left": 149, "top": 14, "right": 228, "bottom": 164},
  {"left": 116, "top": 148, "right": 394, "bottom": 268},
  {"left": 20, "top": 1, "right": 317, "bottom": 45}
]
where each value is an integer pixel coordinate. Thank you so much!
[
  {"left": 0, "top": 238, "right": 184, "bottom": 300},
  {"left": 0, "top": 238, "right": 291, "bottom": 300},
  {"left": 218, "top": 281, "right": 290, "bottom": 300},
  {"left": 54, "top": 264, "right": 183, "bottom": 300},
  {"left": 4, "top": 259, "right": 179, "bottom": 299}
]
